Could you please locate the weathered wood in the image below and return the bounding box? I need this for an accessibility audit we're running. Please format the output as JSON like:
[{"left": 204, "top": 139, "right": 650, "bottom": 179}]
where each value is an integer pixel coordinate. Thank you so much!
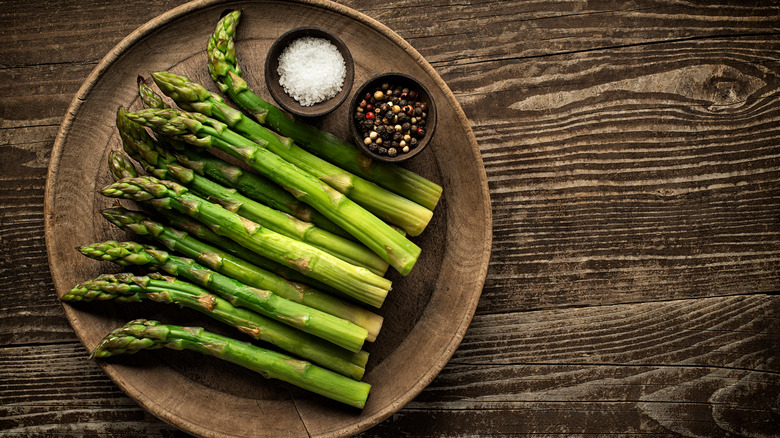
[
  {"left": 2, "top": 296, "right": 776, "bottom": 436},
  {"left": 43, "top": 1, "right": 490, "bottom": 436},
  {"left": 1, "top": 0, "right": 779, "bottom": 436}
]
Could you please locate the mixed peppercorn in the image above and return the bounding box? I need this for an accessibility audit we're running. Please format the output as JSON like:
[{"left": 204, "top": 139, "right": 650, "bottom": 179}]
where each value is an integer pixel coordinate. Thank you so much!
[{"left": 354, "top": 82, "right": 429, "bottom": 157}]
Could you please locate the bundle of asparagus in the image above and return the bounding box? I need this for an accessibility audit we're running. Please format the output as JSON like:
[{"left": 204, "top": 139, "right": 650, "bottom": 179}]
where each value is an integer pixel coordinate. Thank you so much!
[{"left": 62, "top": 9, "right": 443, "bottom": 409}]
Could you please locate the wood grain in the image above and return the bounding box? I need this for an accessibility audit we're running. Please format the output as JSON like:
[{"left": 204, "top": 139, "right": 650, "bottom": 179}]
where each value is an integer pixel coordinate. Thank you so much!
[
  {"left": 2, "top": 0, "right": 779, "bottom": 436},
  {"left": 42, "top": 1, "right": 490, "bottom": 437},
  {"left": 3, "top": 296, "right": 776, "bottom": 436}
]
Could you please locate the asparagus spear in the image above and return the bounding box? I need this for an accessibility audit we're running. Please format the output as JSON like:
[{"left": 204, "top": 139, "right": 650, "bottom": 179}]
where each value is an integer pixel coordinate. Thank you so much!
[
  {"left": 104, "top": 148, "right": 337, "bottom": 294},
  {"left": 137, "top": 78, "right": 353, "bottom": 240},
  {"left": 108, "top": 151, "right": 139, "bottom": 179},
  {"left": 153, "top": 71, "right": 433, "bottom": 237},
  {"left": 208, "top": 10, "right": 442, "bottom": 211},
  {"left": 116, "top": 110, "right": 388, "bottom": 275},
  {"left": 80, "top": 240, "right": 368, "bottom": 353},
  {"left": 154, "top": 207, "right": 345, "bottom": 296},
  {"left": 102, "top": 176, "right": 392, "bottom": 306},
  {"left": 63, "top": 273, "right": 367, "bottom": 378},
  {"left": 92, "top": 319, "right": 371, "bottom": 408},
  {"left": 124, "top": 109, "right": 420, "bottom": 276},
  {"left": 101, "top": 206, "right": 383, "bottom": 341}
]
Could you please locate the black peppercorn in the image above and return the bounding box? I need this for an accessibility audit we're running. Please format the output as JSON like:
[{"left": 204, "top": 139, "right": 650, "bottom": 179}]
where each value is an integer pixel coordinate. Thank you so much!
[{"left": 355, "top": 80, "right": 430, "bottom": 157}]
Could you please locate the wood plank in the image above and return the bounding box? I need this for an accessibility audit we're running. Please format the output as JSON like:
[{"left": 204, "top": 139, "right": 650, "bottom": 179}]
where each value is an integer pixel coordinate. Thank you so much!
[
  {"left": 2, "top": 296, "right": 776, "bottom": 436},
  {"left": 1, "top": 0, "right": 779, "bottom": 436},
  {"left": 462, "top": 35, "right": 780, "bottom": 312},
  {"left": 0, "top": 0, "right": 189, "bottom": 67},
  {"left": 0, "top": 343, "right": 187, "bottom": 437},
  {"left": 1, "top": 6, "right": 778, "bottom": 325}
]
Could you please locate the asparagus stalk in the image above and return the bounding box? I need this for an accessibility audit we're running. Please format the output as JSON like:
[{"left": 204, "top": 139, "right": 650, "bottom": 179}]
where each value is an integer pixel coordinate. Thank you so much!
[
  {"left": 153, "top": 71, "right": 433, "bottom": 237},
  {"left": 172, "top": 146, "right": 355, "bottom": 239},
  {"left": 104, "top": 148, "right": 337, "bottom": 294},
  {"left": 102, "top": 176, "right": 392, "bottom": 307},
  {"left": 137, "top": 78, "right": 353, "bottom": 240},
  {"left": 101, "top": 206, "right": 383, "bottom": 341},
  {"left": 116, "top": 110, "right": 388, "bottom": 275},
  {"left": 153, "top": 207, "right": 345, "bottom": 296},
  {"left": 208, "top": 10, "right": 442, "bottom": 211},
  {"left": 92, "top": 319, "right": 371, "bottom": 408},
  {"left": 63, "top": 273, "right": 367, "bottom": 378},
  {"left": 167, "top": 162, "right": 388, "bottom": 275},
  {"left": 80, "top": 240, "right": 368, "bottom": 353},
  {"left": 124, "top": 109, "right": 420, "bottom": 276}
]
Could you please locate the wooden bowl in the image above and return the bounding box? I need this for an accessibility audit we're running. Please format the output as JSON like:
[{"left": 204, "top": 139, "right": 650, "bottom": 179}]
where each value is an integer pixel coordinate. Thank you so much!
[
  {"left": 264, "top": 26, "right": 354, "bottom": 118},
  {"left": 45, "top": 1, "right": 491, "bottom": 437},
  {"left": 349, "top": 72, "right": 437, "bottom": 163}
]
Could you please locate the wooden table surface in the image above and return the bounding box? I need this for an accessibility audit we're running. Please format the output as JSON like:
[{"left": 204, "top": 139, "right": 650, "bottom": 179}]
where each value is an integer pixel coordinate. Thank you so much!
[{"left": 2, "top": 0, "right": 778, "bottom": 436}]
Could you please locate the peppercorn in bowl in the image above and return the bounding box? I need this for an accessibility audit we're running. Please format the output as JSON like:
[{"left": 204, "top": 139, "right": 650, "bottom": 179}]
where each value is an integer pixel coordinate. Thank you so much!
[{"left": 349, "top": 73, "right": 437, "bottom": 163}]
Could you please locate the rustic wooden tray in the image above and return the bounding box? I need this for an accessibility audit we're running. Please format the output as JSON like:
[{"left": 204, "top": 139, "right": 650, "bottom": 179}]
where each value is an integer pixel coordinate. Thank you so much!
[{"left": 44, "top": 1, "right": 492, "bottom": 436}]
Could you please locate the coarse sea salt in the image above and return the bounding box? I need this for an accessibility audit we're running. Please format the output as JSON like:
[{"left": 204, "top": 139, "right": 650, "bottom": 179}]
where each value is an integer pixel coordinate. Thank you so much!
[{"left": 277, "top": 37, "right": 346, "bottom": 107}]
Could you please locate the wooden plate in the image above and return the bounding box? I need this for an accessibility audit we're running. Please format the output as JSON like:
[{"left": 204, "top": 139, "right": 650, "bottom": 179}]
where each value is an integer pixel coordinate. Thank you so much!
[{"left": 44, "top": 1, "right": 492, "bottom": 437}]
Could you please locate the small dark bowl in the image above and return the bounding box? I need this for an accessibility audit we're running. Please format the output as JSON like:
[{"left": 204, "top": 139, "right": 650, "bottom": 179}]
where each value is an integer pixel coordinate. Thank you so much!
[
  {"left": 265, "top": 27, "right": 354, "bottom": 118},
  {"left": 349, "top": 73, "right": 437, "bottom": 163}
]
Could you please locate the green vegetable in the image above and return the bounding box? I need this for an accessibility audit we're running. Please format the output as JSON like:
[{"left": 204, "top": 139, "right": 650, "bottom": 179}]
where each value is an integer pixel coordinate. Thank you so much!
[
  {"left": 208, "top": 10, "right": 442, "bottom": 211},
  {"left": 153, "top": 70, "right": 433, "bottom": 237},
  {"left": 108, "top": 150, "right": 139, "bottom": 180},
  {"left": 79, "top": 240, "right": 368, "bottom": 353},
  {"left": 116, "top": 108, "right": 388, "bottom": 275},
  {"left": 92, "top": 319, "right": 371, "bottom": 408},
  {"left": 101, "top": 206, "right": 383, "bottom": 341},
  {"left": 123, "top": 108, "right": 421, "bottom": 277},
  {"left": 137, "top": 78, "right": 352, "bottom": 240},
  {"left": 101, "top": 176, "right": 392, "bottom": 307},
  {"left": 63, "top": 273, "right": 367, "bottom": 379},
  {"left": 104, "top": 149, "right": 336, "bottom": 294}
]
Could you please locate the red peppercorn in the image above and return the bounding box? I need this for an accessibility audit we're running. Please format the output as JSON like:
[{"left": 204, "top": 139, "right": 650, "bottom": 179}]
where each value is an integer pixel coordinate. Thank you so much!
[
  {"left": 359, "top": 100, "right": 367, "bottom": 108},
  {"left": 366, "top": 104, "right": 373, "bottom": 111},
  {"left": 366, "top": 112, "right": 375, "bottom": 120},
  {"left": 408, "top": 91, "right": 418, "bottom": 99},
  {"left": 403, "top": 105, "right": 414, "bottom": 115},
  {"left": 417, "top": 127, "right": 425, "bottom": 137}
]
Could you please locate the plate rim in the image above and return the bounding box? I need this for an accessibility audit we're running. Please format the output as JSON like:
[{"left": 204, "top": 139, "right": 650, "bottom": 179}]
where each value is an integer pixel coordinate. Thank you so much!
[{"left": 44, "top": 0, "right": 493, "bottom": 436}]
